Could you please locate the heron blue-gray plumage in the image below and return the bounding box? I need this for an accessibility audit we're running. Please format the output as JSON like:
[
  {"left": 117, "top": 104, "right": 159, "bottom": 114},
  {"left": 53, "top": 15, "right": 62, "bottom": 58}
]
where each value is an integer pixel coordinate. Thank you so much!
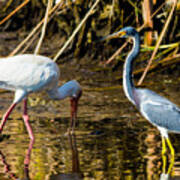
[
  {"left": 103, "top": 26, "right": 179, "bottom": 158},
  {"left": 0, "top": 54, "right": 82, "bottom": 139}
]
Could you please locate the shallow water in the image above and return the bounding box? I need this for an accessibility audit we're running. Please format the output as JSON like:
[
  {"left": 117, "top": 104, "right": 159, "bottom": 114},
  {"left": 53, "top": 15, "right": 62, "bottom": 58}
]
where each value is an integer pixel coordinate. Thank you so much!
[{"left": 1, "top": 66, "right": 180, "bottom": 180}]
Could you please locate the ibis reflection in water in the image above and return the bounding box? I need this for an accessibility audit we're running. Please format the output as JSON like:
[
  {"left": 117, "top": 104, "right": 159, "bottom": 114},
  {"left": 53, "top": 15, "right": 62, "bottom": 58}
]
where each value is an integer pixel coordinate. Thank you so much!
[
  {"left": 0, "top": 54, "right": 82, "bottom": 140},
  {"left": 0, "top": 134, "right": 81, "bottom": 180},
  {"left": 50, "top": 134, "right": 83, "bottom": 180},
  {"left": 102, "top": 27, "right": 180, "bottom": 163},
  {"left": 0, "top": 139, "right": 34, "bottom": 179}
]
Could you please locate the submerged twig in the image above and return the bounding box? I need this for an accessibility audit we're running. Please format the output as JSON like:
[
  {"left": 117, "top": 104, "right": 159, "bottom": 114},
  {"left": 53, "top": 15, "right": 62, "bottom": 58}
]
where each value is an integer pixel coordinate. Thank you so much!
[
  {"left": 34, "top": 0, "right": 53, "bottom": 54},
  {"left": 53, "top": 0, "right": 100, "bottom": 62},
  {"left": 138, "top": 0, "right": 177, "bottom": 85}
]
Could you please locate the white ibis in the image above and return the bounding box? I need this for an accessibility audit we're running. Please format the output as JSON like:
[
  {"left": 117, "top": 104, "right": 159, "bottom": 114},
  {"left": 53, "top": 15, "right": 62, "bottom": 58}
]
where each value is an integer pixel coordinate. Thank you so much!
[{"left": 0, "top": 54, "right": 82, "bottom": 140}]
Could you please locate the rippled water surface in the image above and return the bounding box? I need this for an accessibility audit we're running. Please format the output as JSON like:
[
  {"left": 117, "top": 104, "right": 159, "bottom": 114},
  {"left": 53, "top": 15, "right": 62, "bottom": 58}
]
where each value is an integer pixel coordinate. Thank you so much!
[{"left": 0, "top": 65, "right": 180, "bottom": 180}]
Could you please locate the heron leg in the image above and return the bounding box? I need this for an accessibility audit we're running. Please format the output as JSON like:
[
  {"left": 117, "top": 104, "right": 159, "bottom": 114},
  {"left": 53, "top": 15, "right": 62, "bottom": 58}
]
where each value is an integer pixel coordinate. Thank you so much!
[
  {"left": 167, "top": 156, "right": 174, "bottom": 175},
  {"left": 166, "top": 137, "right": 175, "bottom": 161},
  {"left": 161, "top": 136, "right": 167, "bottom": 173},
  {"left": 162, "top": 153, "right": 167, "bottom": 174},
  {"left": 162, "top": 136, "right": 167, "bottom": 156},
  {"left": 22, "top": 99, "right": 34, "bottom": 141},
  {"left": 0, "top": 103, "right": 17, "bottom": 133}
]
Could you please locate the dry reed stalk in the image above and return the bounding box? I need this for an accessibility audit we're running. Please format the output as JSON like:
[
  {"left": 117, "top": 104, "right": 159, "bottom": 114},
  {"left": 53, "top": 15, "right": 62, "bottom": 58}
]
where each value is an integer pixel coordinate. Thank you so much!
[
  {"left": 105, "top": 2, "right": 165, "bottom": 65},
  {"left": 127, "top": 0, "right": 142, "bottom": 13},
  {"left": 142, "top": 0, "right": 153, "bottom": 45},
  {"left": 105, "top": 42, "right": 128, "bottom": 64},
  {"left": 34, "top": 0, "right": 53, "bottom": 54},
  {"left": 115, "top": 53, "right": 180, "bottom": 81},
  {"left": 53, "top": 0, "right": 100, "bottom": 62},
  {"left": 21, "top": 9, "right": 67, "bottom": 54},
  {"left": 8, "top": 0, "right": 65, "bottom": 57},
  {"left": 21, "top": 32, "right": 40, "bottom": 54},
  {"left": 138, "top": 0, "right": 177, "bottom": 85},
  {"left": 0, "top": 0, "right": 30, "bottom": 26}
]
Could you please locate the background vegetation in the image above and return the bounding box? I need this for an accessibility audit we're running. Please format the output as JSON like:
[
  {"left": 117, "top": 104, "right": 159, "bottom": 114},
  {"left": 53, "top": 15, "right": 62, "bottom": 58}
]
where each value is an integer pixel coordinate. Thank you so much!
[{"left": 0, "top": 0, "right": 179, "bottom": 81}]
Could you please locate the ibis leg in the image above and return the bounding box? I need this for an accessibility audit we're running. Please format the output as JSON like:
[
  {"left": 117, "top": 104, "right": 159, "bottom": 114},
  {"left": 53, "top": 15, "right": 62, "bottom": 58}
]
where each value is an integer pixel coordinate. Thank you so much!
[
  {"left": 0, "top": 103, "right": 17, "bottom": 133},
  {"left": 22, "top": 99, "right": 34, "bottom": 141},
  {"left": 24, "top": 139, "right": 34, "bottom": 167}
]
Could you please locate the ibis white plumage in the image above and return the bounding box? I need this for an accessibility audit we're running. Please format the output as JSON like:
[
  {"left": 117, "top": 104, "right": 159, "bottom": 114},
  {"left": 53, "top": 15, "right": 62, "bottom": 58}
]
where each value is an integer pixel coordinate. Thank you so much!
[{"left": 0, "top": 54, "right": 82, "bottom": 140}]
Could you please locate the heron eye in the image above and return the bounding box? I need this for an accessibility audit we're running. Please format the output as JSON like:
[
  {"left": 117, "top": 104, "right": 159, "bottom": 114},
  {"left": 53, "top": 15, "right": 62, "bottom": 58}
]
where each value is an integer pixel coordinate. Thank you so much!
[{"left": 119, "top": 31, "right": 126, "bottom": 37}]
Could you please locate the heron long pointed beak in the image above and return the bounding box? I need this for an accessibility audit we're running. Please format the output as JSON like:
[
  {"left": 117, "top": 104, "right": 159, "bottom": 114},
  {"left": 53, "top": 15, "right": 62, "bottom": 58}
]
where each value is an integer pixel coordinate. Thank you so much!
[{"left": 100, "top": 30, "right": 126, "bottom": 41}]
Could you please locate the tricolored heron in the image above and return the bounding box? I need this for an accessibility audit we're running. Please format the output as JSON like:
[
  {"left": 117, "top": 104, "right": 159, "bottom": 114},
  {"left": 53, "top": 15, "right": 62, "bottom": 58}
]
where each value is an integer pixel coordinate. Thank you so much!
[
  {"left": 103, "top": 26, "right": 179, "bottom": 159},
  {"left": 0, "top": 54, "right": 82, "bottom": 140}
]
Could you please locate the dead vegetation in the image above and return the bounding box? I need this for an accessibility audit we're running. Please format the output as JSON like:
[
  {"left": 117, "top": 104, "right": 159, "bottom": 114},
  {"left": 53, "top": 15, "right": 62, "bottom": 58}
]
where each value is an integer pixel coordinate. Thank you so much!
[{"left": 0, "top": 0, "right": 180, "bottom": 83}]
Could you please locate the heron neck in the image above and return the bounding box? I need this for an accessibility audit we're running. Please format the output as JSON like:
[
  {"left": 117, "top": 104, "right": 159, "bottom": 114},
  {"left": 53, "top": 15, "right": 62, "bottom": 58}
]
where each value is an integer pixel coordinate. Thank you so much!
[{"left": 123, "top": 33, "right": 140, "bottom": 105}]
